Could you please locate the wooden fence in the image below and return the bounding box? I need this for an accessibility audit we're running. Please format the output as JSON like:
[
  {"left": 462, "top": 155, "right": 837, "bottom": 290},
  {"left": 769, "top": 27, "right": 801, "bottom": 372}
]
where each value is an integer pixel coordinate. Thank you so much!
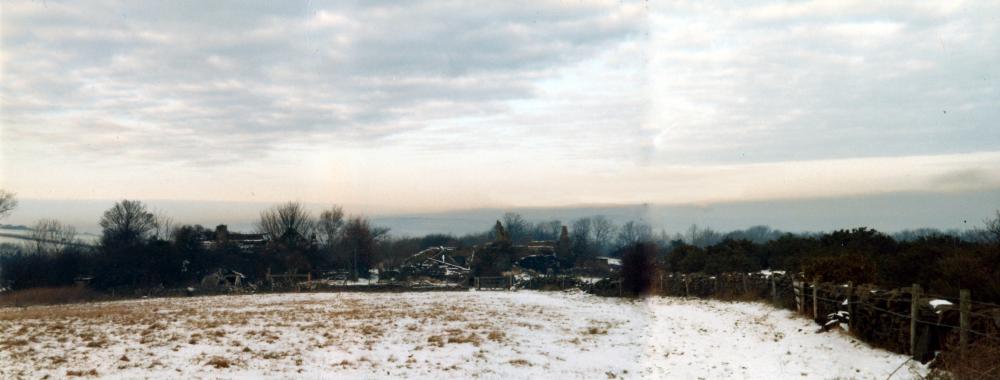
[
  {"left": 588, "top": 271, "right": 1000, "bottom": 366},
  {"left": 474, "top": 276, "right": 513, "bottom": 291},
  {"left": 519, "top": 275, "right": 584, "bottom": 291}
]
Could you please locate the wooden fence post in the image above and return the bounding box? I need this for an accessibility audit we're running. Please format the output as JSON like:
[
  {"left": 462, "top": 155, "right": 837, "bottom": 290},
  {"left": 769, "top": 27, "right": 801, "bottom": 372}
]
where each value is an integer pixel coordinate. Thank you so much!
[
  {"left": 475, "top": 277, "right": 480, "bottom": 290},
  {"left": 685, "top": 276, "right": 690, "bottom": 298},
  {"left": 797, "top": 281, "right": 805, "bottom": 314},
  {"left": 812, "top": 279, "right": 819, "bottom": 319},
  {"left": 742, "top": 274, "right": 749, "bottom": 295},
  {"left": 846, "top": 281, "right": 854, "bottom": 330},
  {"left": 770, "top": 275, "right": 778, "bottom": 305},
  {"left": 618, "top": 280, "right": 622, "bottom": 297},
  {"left": 910, "top": 284, "right": 922, "bottom": 357},
  {"left": 960, "top": 289, "right": 970, "bottom": 357}
]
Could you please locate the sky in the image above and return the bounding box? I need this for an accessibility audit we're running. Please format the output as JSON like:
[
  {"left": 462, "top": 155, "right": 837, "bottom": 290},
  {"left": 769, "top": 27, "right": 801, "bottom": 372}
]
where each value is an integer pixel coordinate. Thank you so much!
[{"left": 1, "top": 0, "right": 999, "bottom": 232}]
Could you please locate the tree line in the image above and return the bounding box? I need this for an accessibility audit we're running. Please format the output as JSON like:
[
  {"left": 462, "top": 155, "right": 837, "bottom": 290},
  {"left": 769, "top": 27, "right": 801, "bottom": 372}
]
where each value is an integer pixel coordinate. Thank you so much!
[
  {"left": 0, "top": 190, "right": 998, "bottom": 302},
  {"left": 0, "top": 198, "right": 390, "bottom": 290}
]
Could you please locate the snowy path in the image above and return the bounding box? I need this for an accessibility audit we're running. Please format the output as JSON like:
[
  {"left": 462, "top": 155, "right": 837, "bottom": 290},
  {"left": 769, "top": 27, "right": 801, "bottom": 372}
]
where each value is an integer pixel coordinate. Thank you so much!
[
  {"left": 637, "top": 297, "right": 923, "bottom": 379},
  {"left": 0, "top": 291, "right": 924, "bottom": 379}
]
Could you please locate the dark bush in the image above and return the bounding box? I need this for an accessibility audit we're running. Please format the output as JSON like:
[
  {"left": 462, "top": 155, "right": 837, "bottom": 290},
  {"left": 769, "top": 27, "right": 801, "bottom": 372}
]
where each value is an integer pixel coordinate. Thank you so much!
[{"left": 802, "top": 254, "right": 876, "bottom": 284}]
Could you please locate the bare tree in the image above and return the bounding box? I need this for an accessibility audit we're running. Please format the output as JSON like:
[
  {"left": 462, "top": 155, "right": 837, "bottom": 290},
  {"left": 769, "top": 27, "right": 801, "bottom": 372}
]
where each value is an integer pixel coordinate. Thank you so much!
[
  {"left": 100, "top": 200, "right": 157, "bottom": 247},
  {"left": 591, "top": 215, "right": 616, "bottom": 255},
  {"left": 317, "top": 206, "right": 345, "bottom": 247},
  {"left": 258, "top": 202, "right": 315, "bottom": 241},
  {"left": 687, "top": 224, "right": 722, "bottom": 247},
  {"left": 152, "top": 211, "right": 174, "bottom": 241},
  {"left": 29, "top": 219, "right": 77, "bottom": 254},
  {"left": 502, "top": 212, "right": 529, "bottom": 243},
  {"left": 0, "top": 189, "right": 17, "bottom": 220},
  {"left": 616, "top": 220, "right": 652, "bottom": 248},
  {"left": 571, "top": 217, "right": 593, "bottom": 257},
  {"left": 985, "top": 210, "right": 1000, "bottom": 244},
  {"left": 534, "top": 220, "right": 562, "bottom": 241}
]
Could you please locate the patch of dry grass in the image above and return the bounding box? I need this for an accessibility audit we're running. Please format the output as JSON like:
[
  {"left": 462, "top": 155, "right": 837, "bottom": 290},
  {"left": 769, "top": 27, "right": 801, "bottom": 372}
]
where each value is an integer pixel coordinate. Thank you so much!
[
  {"left": 0, "top": 287, "right": 103, "bottom": 307},
  {"left": 0, "top": 292, "right": 559, "bottom": 377},
  {"left": 206, "top": 356, "right": 232, "bottom": 368},
  {"left": 65, "top": 369, "right": 98, "bottom": 377},
  {"left": 487, "top": 330, "right": 506, "bottom": 342},
  {"left": 446, "top": 333, "right": 482, "bottom": 346},
  {"left": 1, "top": 338, "right": 29, "bottom": 347},
  {"left": 427, "top": 334, "right": 445, "bottom": 347},
  {"left": 508, "top": 358, "right": 531, "bottom": 366}
]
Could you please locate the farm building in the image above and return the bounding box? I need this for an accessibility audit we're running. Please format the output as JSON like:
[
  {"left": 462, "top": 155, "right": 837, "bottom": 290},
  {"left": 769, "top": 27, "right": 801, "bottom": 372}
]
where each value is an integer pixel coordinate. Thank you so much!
[
  {"left": 574, "top": 256, "right": 622, "bottom": 276},
  {"left": 396, "top": 220, "right": 575, "bottom": 281},
  {"left": 202, "top": 224, "right": 269, "bottom": 253}
]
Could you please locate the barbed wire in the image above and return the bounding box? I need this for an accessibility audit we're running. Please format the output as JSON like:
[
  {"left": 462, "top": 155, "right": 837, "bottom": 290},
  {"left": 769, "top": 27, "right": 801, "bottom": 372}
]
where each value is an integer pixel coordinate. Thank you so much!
[{"left": 809, "top": 298, "right": 1000, "bottom": 343}]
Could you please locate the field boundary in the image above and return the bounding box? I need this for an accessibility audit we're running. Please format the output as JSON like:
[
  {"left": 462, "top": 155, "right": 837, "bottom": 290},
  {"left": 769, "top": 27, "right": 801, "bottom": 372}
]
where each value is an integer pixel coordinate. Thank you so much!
[{"left": 582, "top": 271, "right": 1000, "bottom": 376}]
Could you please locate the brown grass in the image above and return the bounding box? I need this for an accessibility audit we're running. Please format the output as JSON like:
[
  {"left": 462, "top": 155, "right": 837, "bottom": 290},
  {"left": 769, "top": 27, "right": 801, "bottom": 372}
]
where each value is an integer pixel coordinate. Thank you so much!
[
  {"left": 359, "top": 324, "right": 382, "bottom": 336},
  {"left": 66, "top": 369, "right": 98, "bottom": 377},
  {"left": 0, "top": 292, "right": 557, "bottom": 377},
  {"left": 446, "top": 333, "right": 481, "bottom": 346},
  {"left": 1, "top": 338, "right": 29, "bottom": 347},
  {"left": 508, "top": 359, "right": 531, "bottom": 367},
  {"left": 206, "top": 356, "right": 232, "bottom": 368},
  {"left": 427, "top": 334, "right": 445, "bottom": 347},
  {"left": 487, "top": 330, "right": 506, "bottom": 342},
  {"left": 934, "top": 340, "right": 1000, "bottom": 380},
  {"left": 259, "top": 351, "right": 289, "bottom": 360},
  {"left": 0, "top": 287, "right": 103, "bottom": 307},
  {"left": 49, "top": 355, "right": 68, "bottom": 365}
]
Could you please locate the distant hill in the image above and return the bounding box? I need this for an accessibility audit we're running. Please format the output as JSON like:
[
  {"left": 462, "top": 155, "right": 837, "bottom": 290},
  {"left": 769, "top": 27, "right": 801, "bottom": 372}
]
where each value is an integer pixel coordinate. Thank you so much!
[{"left": 3, "top": 189, "right": 998, "bottom": 237}]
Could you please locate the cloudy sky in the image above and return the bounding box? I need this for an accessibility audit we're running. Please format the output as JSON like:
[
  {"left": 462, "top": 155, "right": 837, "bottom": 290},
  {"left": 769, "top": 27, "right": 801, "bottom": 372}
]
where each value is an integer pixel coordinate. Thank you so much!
[{"left": 2, "top": 1, "right": 999, "bottom": 220}]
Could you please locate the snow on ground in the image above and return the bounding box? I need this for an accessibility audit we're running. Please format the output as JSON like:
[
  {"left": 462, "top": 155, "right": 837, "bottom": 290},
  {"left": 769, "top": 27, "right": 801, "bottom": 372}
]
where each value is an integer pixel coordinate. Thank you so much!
[{"left": 0, "top": 291, "right": 925, "bottom": 379}]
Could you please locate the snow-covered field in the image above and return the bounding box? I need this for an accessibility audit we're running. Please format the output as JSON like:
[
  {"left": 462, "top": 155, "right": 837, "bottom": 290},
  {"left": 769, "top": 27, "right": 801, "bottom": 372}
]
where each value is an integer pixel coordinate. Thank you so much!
[{"left": 0, "top": 291, "right": 925, "bottom": 379}]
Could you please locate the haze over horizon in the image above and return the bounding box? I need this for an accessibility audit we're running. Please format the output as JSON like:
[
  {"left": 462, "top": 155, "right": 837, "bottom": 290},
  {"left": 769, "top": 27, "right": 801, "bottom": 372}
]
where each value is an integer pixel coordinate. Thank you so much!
[
  {"left": 2, "top": 1, "right": 999, "bottom": 231},
  {"left": 2, "top": 189, "right": 997, "bottom": 238}
]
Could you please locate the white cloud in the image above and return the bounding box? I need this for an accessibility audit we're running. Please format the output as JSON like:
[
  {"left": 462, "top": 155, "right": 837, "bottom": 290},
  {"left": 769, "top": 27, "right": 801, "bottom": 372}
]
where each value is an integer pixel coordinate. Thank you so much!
[
  {"left": 1, "top": 0, "right": 998, "bottom": 211},
  {"left": 643, "top": 1, "right": 1000, "bottom": 165},
  {"left": 1, "top": 0, "right": 644, "bottom": 165}
]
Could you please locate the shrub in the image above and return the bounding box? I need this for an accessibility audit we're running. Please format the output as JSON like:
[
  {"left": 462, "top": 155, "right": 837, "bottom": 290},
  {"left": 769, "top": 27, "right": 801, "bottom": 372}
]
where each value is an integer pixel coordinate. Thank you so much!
[
  {"left": 934, "top": 340, "right": 1000, "bottom": 380},
  {"left": 802, "top": 254, "right": 876, "bottom": 284}
]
